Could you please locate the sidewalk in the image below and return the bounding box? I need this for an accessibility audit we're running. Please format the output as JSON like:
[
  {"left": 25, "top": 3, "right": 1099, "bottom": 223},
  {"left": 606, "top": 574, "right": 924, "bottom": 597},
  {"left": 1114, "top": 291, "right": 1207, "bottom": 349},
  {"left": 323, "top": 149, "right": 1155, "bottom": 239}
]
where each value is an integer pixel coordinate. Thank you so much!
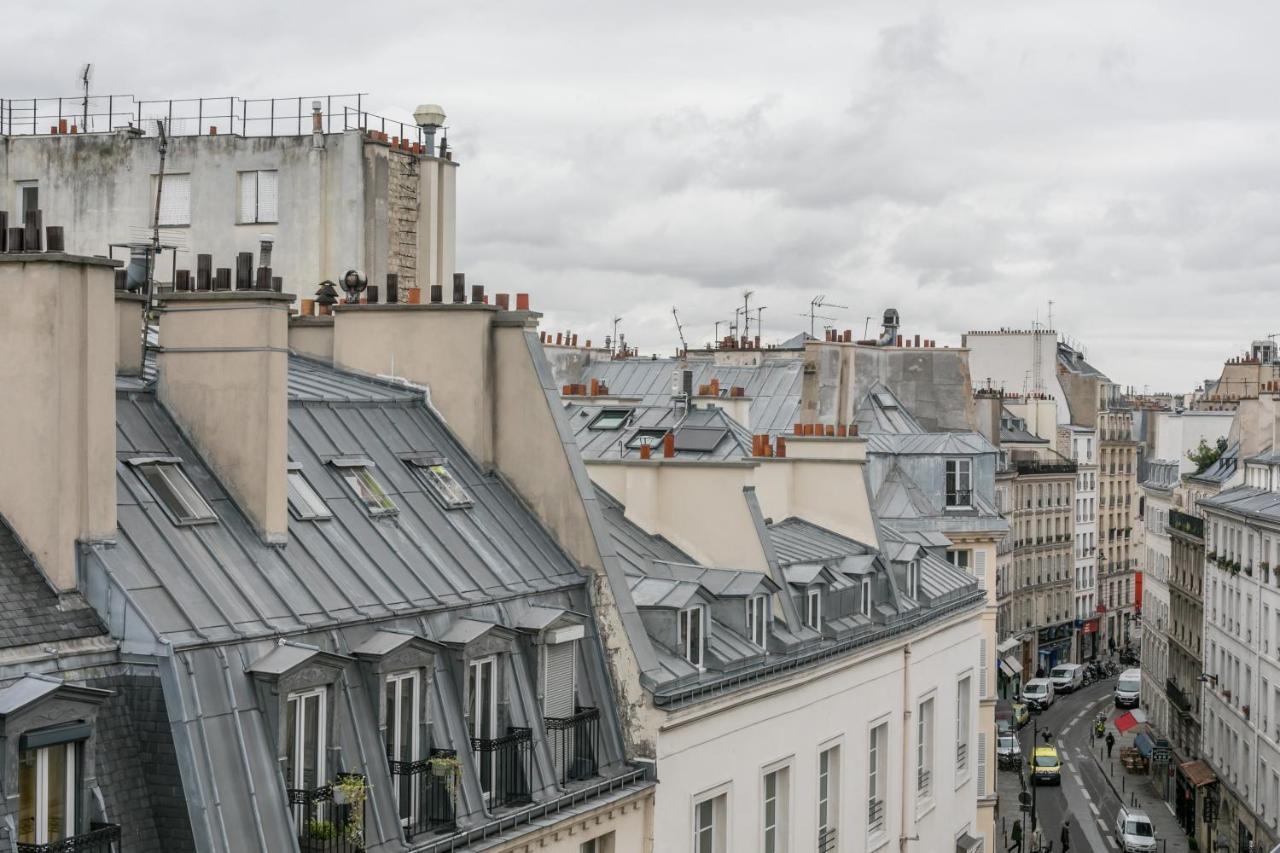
[{"left": 1089, "top": 721, "right": 1191, "bottom": 853}]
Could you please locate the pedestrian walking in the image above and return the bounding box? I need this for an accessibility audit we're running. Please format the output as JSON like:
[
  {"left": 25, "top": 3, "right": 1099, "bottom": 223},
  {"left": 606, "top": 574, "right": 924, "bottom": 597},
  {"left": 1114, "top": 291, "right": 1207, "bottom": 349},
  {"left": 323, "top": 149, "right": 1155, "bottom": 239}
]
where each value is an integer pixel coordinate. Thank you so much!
[
  {"left": 1009, "top": 820, "right": 1023, "bottom": 852},
  {"left": 1105, "top": 731, "right": 1115, "bottom": 759},
  {"left": 1060, "top": 820, "right": 1071, "bottom": 852}
]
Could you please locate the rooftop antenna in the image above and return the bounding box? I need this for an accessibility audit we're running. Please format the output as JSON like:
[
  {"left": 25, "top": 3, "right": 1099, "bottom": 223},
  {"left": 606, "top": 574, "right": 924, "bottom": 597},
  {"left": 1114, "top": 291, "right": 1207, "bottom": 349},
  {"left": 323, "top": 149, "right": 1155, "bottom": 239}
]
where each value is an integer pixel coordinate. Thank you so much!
[
  {"left": 143, "top": 117, "right": 169, "bottom": 355},
  {"left": 756, "top": 306, "right": 766, "bottom": 345},
  {"left": 611, "top": 316, "right": 622, "bottom": 357},
  {"left": 864, "top": 316, "right": 872, "bottom": 339},
  {"left": 77, "top": 63, "right": 92, "bottom": 132},
  {"left": 804, "top": 295, "right": 847, "bottom": 337},
  {"left": 741, "top": 290, "right": 753, "bottom": 341},
  {"left": 1047, "top": 299, "right": 1055, "bottom": 333},
  {"left": 672, "top": 306, "right": 688, "bottom": 353}
]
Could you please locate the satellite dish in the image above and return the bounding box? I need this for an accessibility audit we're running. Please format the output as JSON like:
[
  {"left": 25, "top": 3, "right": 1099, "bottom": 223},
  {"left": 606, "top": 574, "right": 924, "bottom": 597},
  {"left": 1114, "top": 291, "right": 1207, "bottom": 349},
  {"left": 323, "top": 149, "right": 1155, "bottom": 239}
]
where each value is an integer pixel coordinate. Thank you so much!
[{"left": 340, "top": 269, "right": 367, "bottom": 303}]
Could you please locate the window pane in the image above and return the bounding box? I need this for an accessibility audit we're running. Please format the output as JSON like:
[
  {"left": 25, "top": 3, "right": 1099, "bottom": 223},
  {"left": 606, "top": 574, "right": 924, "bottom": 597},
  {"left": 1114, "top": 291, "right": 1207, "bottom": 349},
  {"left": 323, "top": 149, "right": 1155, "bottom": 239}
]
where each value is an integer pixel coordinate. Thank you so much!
[
  {"left": 343, "top": 467, "right": 396, "bottom": 513},
  {"left": 257, "top": 170, "right": 279, "bottom": 222},
  {"left": 45, "top": 744, "right": 70, "bottom": 841},
  {"left": 139, "top": 463, "right": 216, "bottom": 522},
  {"left": 690, "top": 609, "right": 702, "bottom": 667},
  {"left": 157, "top": 173, "right": 191, "bottom": 226},
  {"left": 288, "top": 472, "right": 331, "bottom": 520},
  {"left": 412, "top": 462, "right": 471, "bottom": 508},
  {"left": 398, "top": 677, "right": 414, "bottom": 760},
  {"left": 302, "top": 693, "right": 321, "bottom": 790},
  {"left": 285, "top": 695, "right": 298, "bottom": 787},
  {"left": 18, "top": 748, "right": 36, "bottom": 843}
]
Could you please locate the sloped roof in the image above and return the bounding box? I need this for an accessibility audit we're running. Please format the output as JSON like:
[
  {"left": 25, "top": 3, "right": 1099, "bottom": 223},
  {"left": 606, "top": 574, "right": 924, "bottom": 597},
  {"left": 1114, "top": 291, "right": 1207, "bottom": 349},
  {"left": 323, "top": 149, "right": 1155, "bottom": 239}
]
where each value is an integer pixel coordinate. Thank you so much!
[
  {"left": 0, "top": 514, "right": 104, "bottom": 650},
  {"left": 565, "top": 402, "right": 752, "bottom": 461},
  {"left": 100, "top": 365, "right": 586, "bottom": 647},
  {"left": 853, "top": 383, "right": 927, "bottom": 435},
  {"left": 1199, "top": 485, "right": 1280, "bottom": 522},
  {"left": 1142, "top": 459, "right": 1180, "bottom": 491},
  {"left": 767, "top": 517, "right": 878, "bottom": 567},
  {"left": 1187, "top": 441, "right": 1240, "bottom": 485},
  {"left": 579, "top": 356, "right": 804, "bottom": 436}
]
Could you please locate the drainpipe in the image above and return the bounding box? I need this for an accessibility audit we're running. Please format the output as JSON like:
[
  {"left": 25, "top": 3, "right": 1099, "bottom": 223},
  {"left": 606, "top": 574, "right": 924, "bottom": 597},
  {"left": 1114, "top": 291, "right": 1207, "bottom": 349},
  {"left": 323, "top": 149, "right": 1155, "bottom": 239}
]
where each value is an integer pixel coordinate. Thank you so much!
[{"left": 900, "top": 642, "right": 916, "bottom": 852}]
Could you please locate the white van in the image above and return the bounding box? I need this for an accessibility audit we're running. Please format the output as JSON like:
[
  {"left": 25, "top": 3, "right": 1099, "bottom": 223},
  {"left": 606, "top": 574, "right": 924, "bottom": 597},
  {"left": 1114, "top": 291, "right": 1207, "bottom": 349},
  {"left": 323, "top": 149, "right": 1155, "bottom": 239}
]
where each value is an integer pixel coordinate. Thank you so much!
[
  {"left": 1115, "top": 668, "right": 1141, "bottom": 708},
  {"left": 1049, "top": 663, "right": 1084, "bottom": 693},
  {"left": 1022, "top": 678, "right": 1055, "bottom": 710},
  {"left": 1115, "top": 807, "right": 1156, "bottom": 852}
]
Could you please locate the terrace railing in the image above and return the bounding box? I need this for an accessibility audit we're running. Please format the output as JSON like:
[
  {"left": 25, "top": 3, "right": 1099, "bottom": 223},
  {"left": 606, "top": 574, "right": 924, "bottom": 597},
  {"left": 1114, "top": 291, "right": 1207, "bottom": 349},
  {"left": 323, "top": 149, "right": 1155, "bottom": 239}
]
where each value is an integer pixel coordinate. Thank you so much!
[
  {"left": 16, "top": 824, "right": 120, "bottom": 853},
  {"left": 545, "top": 707, "right": 601, "bottom": 785}
]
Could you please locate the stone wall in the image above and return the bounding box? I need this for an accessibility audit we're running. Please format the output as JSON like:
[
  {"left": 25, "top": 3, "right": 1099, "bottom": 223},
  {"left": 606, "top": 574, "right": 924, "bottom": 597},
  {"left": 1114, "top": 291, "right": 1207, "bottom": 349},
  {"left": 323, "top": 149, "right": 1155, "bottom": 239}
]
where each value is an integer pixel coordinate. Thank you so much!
[{"left": 387, "top": 150, "right": 419, "bottom": 291}]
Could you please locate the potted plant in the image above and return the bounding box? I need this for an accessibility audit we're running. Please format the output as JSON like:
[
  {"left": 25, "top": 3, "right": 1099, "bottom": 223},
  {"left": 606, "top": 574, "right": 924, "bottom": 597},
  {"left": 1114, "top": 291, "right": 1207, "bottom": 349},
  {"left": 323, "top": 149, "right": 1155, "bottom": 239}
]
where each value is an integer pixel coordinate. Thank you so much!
[
  {"left": 333, "top": 775, "right": 367, "bottom": 849},
  {"left": 301, "top": 820, "right": 337, "bottom": 853}
]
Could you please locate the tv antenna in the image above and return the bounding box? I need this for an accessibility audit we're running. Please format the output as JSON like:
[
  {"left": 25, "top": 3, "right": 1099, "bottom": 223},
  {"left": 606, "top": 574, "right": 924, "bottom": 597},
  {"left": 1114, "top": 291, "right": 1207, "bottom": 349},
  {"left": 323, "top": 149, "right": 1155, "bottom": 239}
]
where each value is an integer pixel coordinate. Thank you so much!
[
  {"left": 672, "top": 306, "right": 688, "bottom": 353},
  {"left": 800, "top": 295, "right": 847, "bottom": 337},
  {"left": 611, "top": 316, "right": 622, "bottom": 356},
  {"left": 142, "top": 118, "right": 169, "bottom": 355},
  {"left": 77, "top": 64, "right": 93, "bottom": 131}
]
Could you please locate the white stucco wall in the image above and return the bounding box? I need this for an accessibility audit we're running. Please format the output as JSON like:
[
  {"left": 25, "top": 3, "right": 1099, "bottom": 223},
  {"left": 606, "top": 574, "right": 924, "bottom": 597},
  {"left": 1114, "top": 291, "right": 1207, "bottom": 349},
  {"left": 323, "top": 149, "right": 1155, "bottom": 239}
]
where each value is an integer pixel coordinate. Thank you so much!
[{"left": 964, "top": 331, "right": 1071, "bottom": 425}]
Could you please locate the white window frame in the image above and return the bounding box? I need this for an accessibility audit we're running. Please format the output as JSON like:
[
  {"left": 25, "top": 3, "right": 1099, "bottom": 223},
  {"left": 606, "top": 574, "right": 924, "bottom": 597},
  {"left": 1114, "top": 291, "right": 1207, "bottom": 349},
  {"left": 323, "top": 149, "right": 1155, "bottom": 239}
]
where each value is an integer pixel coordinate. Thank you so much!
[
  {"left": 907, "top": 560, "right": 919, "bottom": 599},
  {"left": 917, "top": 696, "right": 935, "bottom": 806},
  {"left": 333, "top": 462, "right": 398, "bottom": 515},
  {"left": 861, "top": 577, "right": 872, "bottom": 617},
  {"left": 692, "top": 786, "right": 729, "bottom": 853},
  {"left": 806, "top": 588, "right": 822, "bottom": 631},
  {"left": 238, "top": 169, "right": 279, "bottom": 224},
  {"left": 945, "top": 458, "right": 973, "bottom": 508},
  {"left": 18, "top": 742, "right": 77, "bottom": 845},
  {"left": 761, "top": 761, "right": 790, "bottom": 853},
  {"left": 868, "top": 721, "right": 888, "bottom": 842},
  {"left": 154, "top": 172, "right": 192, "bottom": 226},
  {"left": 817, "top": 743, "right": 840, "bottom": 850},
  {"left": 680, "top": 606, "right": 705, "bottom": 669},
  {"left": 955, "top": 674, "right": 972, "bottom": 783},
  {"left": 385, "top": 670, "right": 421, "bottom": 825},
  {"left": 947, "top": 549, "right": 971, "bottom": 570},
  {"left": 407, "top": 459, "right": 473, "bottom": 509},
  {"left": 469, "top": 655, "right": 499, "bottom": 802},
  {"left": 747, "top": 594, "right": 769, "bottom": 649}
]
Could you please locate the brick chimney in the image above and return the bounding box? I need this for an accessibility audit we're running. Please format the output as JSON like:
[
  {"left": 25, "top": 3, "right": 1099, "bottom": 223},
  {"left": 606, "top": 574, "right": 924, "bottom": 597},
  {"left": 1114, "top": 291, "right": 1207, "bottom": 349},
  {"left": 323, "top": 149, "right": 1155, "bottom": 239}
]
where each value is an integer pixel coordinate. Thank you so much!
[
  {"left": 0, "top": 253, "right": 119, "bottom": 589},
  {"left": 156, "top": 290, "right": 292, "bottom": 543}
]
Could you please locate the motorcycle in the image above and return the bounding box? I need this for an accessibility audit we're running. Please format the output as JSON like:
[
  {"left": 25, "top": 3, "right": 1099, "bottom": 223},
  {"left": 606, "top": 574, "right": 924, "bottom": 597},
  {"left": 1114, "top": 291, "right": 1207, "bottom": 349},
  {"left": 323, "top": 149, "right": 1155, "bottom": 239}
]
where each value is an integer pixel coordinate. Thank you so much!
[{"left": 1093, "top": 713, "right": 1106, "bottom": 738}]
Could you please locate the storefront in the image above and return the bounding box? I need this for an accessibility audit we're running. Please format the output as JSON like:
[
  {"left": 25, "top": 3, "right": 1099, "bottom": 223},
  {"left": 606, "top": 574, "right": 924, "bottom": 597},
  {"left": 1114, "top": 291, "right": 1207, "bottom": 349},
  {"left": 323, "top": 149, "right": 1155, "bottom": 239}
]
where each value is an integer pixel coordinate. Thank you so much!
[
  {"left": 996, "top": 636, "right": 1025, "bottom": 699},
  {"left": 1175, "top": 759, "right": 1216, "bottom": 849},
  {"left": 1036, "top": 622, "right": 1074, "bottom": 674},
  {"left": 1077, "top": 617, "right": 1099, "bottom": 662}
]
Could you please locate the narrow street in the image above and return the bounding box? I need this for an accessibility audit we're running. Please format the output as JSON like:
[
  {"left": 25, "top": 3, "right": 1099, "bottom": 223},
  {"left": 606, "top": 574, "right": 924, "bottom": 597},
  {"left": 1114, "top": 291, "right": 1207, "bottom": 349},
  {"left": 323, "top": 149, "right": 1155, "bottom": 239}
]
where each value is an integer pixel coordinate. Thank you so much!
[{"left": 997, "top": 679, "right": 1185, "bottom": 853}]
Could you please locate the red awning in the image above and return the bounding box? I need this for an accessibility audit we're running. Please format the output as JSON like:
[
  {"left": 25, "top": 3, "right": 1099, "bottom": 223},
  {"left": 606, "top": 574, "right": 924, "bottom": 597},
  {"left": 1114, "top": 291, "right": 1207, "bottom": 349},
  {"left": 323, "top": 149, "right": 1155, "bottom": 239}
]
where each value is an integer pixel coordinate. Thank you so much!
[{"left": 1114, "top": 711, "right": 1139, "bottom": 733}]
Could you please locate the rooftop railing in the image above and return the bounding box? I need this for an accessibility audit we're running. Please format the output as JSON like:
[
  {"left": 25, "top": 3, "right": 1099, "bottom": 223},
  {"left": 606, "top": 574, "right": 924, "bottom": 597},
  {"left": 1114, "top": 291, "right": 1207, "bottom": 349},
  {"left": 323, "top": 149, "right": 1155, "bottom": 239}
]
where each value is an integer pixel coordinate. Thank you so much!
[{"left": 0, "top": 93, "right": 438, "bottom": 147}]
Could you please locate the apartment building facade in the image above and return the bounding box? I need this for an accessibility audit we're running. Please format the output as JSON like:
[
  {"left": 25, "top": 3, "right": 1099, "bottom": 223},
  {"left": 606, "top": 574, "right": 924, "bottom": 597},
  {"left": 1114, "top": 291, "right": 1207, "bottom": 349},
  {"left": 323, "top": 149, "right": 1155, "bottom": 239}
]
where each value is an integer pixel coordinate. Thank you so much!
[
  {"left": 1199, "top": 458, "right": 1280, "bottom": 853},
  {"left": 1138, "top": 461, "right": 1178, "bottom": 742},
  {"left": 1098, "top": 407, "right": 1140, "bottom": 652},
  {"left": 1059, "top": 424, "right": 1100, "bottom": 658}
]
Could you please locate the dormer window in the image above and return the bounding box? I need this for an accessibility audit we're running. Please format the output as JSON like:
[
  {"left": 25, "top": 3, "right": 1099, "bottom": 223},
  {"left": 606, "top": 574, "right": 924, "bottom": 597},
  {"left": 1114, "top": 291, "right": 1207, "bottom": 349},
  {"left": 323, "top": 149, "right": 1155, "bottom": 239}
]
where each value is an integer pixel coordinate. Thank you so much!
[
  {"left": 679, "top": 606, "right": 705, "bottom": 669},
  {"left": 331, "top": 459, "right": 397, "bottom": 515},
  {"left": 860, "top": 577, "right": 872, "bottom": 617},
  {"left": 286, "top": 464, "right": 331, "bottom": 521},
  {"left": 407, "top": 459, "right": 472, "bottom": 509},
  {"left": 907, "top": 560, "right": 920, "bottom": 599},
  {"left": 18, "top": 742, "right": 78, "bottom": 846},
  {"left": 589, "top": 408, "right": 633, "bottom": 431},
  {"left": 130, "top": 458, "right": 217, "bottom": 524},
  {"left": 627, "top": 428, "right": 669, "bottom": 450},
  {"left": 945, "top": 459, "right": 973, "bottom": 508},
  {"left": 746, "top": 594, "right": 768, "bottom": 649},
  {"left": 805, "top": 588, "right": 822, "bottom": 630}
]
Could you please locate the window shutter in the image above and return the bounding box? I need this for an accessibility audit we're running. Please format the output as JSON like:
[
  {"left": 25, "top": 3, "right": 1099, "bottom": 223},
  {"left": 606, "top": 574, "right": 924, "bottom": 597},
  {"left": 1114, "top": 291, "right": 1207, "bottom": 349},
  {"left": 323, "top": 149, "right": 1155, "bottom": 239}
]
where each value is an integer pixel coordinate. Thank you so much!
[
  {"left": 976, "top": 731, "right": 988, "bottom": 795},
  {"left": 158, "top": 173, "right": 191, "bottom": 225},
  {"left": 257, "top": 170, "right": 279, "bottom": 222},
  {"left": 975, "top": 549, "right": 988, "bottom": 588},
  {"left": 979, "top": 638, "right": 989, "bottom": 698},
  {"left": 543, "top": 640, "right": 576, "bottom": 717},
  {"left": 238, "top": 171, "right": 257, "bottom": 223}
]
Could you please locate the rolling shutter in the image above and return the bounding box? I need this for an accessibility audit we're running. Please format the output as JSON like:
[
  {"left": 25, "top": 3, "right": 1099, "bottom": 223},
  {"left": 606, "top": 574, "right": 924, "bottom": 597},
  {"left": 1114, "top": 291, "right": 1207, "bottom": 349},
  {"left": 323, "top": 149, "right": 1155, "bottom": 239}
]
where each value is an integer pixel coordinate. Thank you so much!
[
  {"left": 543, "top": 640, "right": 576, "bottom": 717},
  {"left": 257, "top": 170, "right": 279, "bottom": 222},
  {"left": 975, "top": 549, "right": 987, "bottom": 586},
  {"left": 979, "top": 638, "right": 989, "bottom": 699},
  {"left": 238, "top": 172, "right": 257, "bottom": 223},
  {"left": 976, "top": 731, "right": 988, "bottom": 795},
  {"left": 157, "top": 173, "right": 190, "bottom": 225}
]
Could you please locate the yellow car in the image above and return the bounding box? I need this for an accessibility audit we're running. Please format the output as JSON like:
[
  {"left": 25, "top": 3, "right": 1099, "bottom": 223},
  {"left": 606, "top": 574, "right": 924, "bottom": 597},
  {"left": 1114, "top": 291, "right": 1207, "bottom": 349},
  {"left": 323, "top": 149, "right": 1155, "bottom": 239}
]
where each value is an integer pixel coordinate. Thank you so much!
[
  {"left": 1011, "top": 702, "right": 1030, "bottom": 728},
  {"left": 1030, "top": 746, "right": 1061, "bottom": 785}
]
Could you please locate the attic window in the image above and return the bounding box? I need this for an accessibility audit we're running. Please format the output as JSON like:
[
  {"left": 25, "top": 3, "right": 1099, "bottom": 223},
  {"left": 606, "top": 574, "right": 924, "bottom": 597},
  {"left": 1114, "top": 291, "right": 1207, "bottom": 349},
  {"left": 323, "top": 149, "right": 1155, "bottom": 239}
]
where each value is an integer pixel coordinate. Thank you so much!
[
  {"left": 875, "top": 392, "right": 898, "bottom": 409},
  {"left": 331, "top": 460, "right": 397, "bottom": 515},
  {"left": 805, "top": 588, "right": 822, "bottom": 630},
  {"left": 407, "top": 460, "right": 472, "bottom": 509},
  {"left": 287, "top": 467, "right": 331, "bottom": 521},
  {"left": 627, "top": 428, "right": 669, "bottom": 450},
  {"left": 673, "top": 426, "right": 728, "bottom": 453},
  {"left": 132, "top": 460, "right": 217, "bottom": 524},
  {"left": 907, "top": 560, "right": 919, "bottom": 599},
  {"left": 746, "top": 594, "right": 768, "bottom": 649},
  {"left": 588, "top": 408, "right": 633, "bottom": 431},
  {"left": 678, "top": 606, "right": 705, "bottom": 669},
  {"left": 860, "top": 577, "right": 872, "bottom": 617}
]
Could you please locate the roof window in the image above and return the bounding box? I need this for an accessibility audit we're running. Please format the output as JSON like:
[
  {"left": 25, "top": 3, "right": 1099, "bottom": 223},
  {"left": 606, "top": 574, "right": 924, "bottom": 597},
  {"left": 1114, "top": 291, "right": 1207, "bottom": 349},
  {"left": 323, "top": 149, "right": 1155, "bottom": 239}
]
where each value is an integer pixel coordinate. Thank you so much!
[
  {"left": 588, "top": 408, "right": 633, "bottom": 431},
  {"left": 131, "top": 459, "right": 217, "bottom": 524},
  {"left": 673, "top": 426, "right": 728, "bottom": 453},
  {"left": 626, "top": 428, "right": 669, "bottom": 450},
  {"left": 330, "top": 459, "right": 397, "bottom": 515},
  {"left": 286, "top": 465, "right": 331, "bottom": 521},
  {"left": 407, "top": 459, "right": 472, "bottom": 509}
]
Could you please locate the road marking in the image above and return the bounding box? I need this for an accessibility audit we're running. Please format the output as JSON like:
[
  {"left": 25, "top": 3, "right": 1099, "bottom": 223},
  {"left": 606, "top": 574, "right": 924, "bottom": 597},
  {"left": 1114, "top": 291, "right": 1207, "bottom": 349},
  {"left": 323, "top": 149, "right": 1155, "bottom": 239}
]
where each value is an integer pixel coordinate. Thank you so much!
[
  {"left": 1081, "top": 788, "right": 1091, "bottom": 801},
  {"left": 1105, "top": 834, "right": 1117, "bottom": 848},
  {"left": 1089, "top": 801, "right": 1099, "bottom": 816},
  {"left": 1096, "top": 817, "right": 1108, "bottom": 833}
]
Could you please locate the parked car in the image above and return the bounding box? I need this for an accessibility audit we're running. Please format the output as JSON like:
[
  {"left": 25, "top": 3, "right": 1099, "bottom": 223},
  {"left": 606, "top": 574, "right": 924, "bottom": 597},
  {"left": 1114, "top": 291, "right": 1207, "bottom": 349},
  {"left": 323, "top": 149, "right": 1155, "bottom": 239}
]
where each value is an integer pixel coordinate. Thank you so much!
[
  {"left": 1114, "top": 668, "right": 1141, "bottom": 708},
  {"left": 995, "top": 698, "right": 1015, "bottom": 734},
  {"left": 1022, "top": 678, "right": 1055, "bottom": 710},
  {"left": 997, "top": 733, "right": 1022, "bottom": 770},
  {"left": 1049, "top": 663, "right": 1084, "bottom": 693},
  {"left": 1030, "top": 745, "right": 1061, "bottom": 785},
  {"left": 1011, "top": 701, "right": 1030, "bottom": 728},
  {"left": 1115, "top": 807, "right": 1157, "bottom": 852}
]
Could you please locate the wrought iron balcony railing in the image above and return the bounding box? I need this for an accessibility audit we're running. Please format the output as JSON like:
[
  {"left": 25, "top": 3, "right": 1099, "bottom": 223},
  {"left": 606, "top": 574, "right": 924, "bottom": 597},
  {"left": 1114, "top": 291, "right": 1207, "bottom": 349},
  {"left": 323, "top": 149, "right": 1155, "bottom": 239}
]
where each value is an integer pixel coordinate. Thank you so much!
[
  {"left": 389, "top": 749, "right": 458, "bottom": 839},
  {"left": 16, "top": 824, "right": 121, "bottom": 853},
  {"left": 545, "top": 706, "right": 601, "bottom": 786},
  {"left": 472, "top": 727, "right": 533, "bottom": 810},
  {"left": 288, "top": 777, "right": 365, "bottom": 853}
]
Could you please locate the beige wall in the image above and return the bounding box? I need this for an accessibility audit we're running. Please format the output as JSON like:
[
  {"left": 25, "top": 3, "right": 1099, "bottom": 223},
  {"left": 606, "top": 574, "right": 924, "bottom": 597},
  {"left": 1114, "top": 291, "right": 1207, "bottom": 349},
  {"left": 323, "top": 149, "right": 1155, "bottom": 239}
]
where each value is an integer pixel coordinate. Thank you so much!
[
  {"left": 157, "top": 291, "right": 292, "bottom": 543},
  {"left": 0, "top": 255, "right": 118, "bottom": 589},
  {"left": 114, "top": 292, "right": 146, "bottom": 376},
  {"left": 287, "top": 317, "right": 335, "bottom": 362},
  {"left": 485, "top": 788, "right": 652, "bottom": 853}
]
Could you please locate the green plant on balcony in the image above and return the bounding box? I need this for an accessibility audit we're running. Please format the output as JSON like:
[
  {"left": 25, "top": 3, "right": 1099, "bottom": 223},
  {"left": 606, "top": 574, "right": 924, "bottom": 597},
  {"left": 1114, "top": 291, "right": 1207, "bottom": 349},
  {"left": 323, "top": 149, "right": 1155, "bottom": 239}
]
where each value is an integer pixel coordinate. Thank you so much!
[
  {"left": 333, "top": 775, "right": 367, "bottom": 847},
  {"left": 306, "top": 820, "right": 337, "bottom": 841},
  {"left": 428, "top": 753, "right": 463, "bottom": 801}
]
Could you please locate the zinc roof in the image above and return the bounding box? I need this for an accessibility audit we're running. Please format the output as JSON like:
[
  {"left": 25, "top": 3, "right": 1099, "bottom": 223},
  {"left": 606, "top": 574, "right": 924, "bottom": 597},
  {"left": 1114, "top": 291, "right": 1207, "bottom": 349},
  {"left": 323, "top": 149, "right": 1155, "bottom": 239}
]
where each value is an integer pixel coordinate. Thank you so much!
[{"left": 565, "top": 402, "right": 753, "bottom": 461}]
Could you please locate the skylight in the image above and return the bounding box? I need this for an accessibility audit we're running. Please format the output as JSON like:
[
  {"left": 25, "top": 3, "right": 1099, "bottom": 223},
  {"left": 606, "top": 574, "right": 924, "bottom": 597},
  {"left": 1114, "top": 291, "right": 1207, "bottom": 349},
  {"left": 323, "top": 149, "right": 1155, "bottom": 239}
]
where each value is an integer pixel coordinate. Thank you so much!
[
  {"left": 588, "top": 408, "right": 633, "bottom": 431},
  {"left": 287, "top": 469, "right": 331, "bottom": 521},
  {"left": 626, "top": 428, "right": 669, "bottom": 450},
  {"left": 133, "top": 460, "right": 217, "bottom": 524},
  {"left": 407, "top": 459, "right": 473, "bottom": 509},
  {"left": 673, "top": 426, "right": 728, "bottom": 453},
  {"left": 331, "top": 462, "right": 397, "bottom": 515},
  {"left": 874, "top": 392, "right": 898, "bottom": 409}
]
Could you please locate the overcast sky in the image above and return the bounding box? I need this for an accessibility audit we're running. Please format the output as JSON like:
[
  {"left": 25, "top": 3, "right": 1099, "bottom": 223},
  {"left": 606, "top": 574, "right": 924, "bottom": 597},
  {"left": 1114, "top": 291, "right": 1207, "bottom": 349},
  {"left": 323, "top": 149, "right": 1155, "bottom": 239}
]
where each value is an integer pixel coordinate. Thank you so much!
[{"left": 10, "top": 1, "right": 1278, "bottom": 392}]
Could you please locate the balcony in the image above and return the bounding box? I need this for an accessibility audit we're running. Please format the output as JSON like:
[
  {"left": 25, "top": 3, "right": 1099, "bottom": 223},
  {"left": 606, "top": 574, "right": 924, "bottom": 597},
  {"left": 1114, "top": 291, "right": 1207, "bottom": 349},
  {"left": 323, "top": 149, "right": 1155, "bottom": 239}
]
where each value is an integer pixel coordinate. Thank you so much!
[
  {"left": 1168, "top": 509, "right": 1204, "bottom": 540},
  {"left": 1166, "top": 678, "right": 1193, "bottom": 715},
  {"left": 390, "top": 750, "right": 458, "bottom": 840},
  {"left": 819, "top": 827, "right": 838, "bottom": 853},
  {"left": 16, "top": 824, "right": 121, "bottom": 853},
  {"left": 472, "top": 727, "right": 534, "bottom": 810},
  {"left": 1014, "top": 460, "right": 1078, "bottom": 476},
  {"left": 945, "top": 490, "right": 974, "bottom": 510},
  {"left": 288, "top": 778, "right": 366, "bottom": 853},
  {"left": 545, "top": 706, "right": 602, "bottom": 785}
]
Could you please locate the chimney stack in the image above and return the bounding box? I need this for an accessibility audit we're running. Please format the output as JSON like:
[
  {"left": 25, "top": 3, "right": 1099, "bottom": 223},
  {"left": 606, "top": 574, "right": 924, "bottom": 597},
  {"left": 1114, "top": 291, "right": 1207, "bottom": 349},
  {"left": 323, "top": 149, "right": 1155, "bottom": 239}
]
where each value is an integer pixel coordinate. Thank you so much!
[{"left": 157, "top": 289, "right": 293, "bottom": 543}]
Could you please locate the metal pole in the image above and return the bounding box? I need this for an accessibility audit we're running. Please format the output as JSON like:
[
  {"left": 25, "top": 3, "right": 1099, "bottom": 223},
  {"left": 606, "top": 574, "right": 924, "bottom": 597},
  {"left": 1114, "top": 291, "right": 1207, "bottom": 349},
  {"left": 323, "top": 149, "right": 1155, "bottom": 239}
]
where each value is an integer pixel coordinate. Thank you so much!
[
  {"left": 108, "top": 95, "right": 113, "bottom": 132},
  {"left": 197, "top": 98, "right": 202, "bottom": 134},
  {"left": 269, "top": 97, "right": 274, "bottom": 137}
]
